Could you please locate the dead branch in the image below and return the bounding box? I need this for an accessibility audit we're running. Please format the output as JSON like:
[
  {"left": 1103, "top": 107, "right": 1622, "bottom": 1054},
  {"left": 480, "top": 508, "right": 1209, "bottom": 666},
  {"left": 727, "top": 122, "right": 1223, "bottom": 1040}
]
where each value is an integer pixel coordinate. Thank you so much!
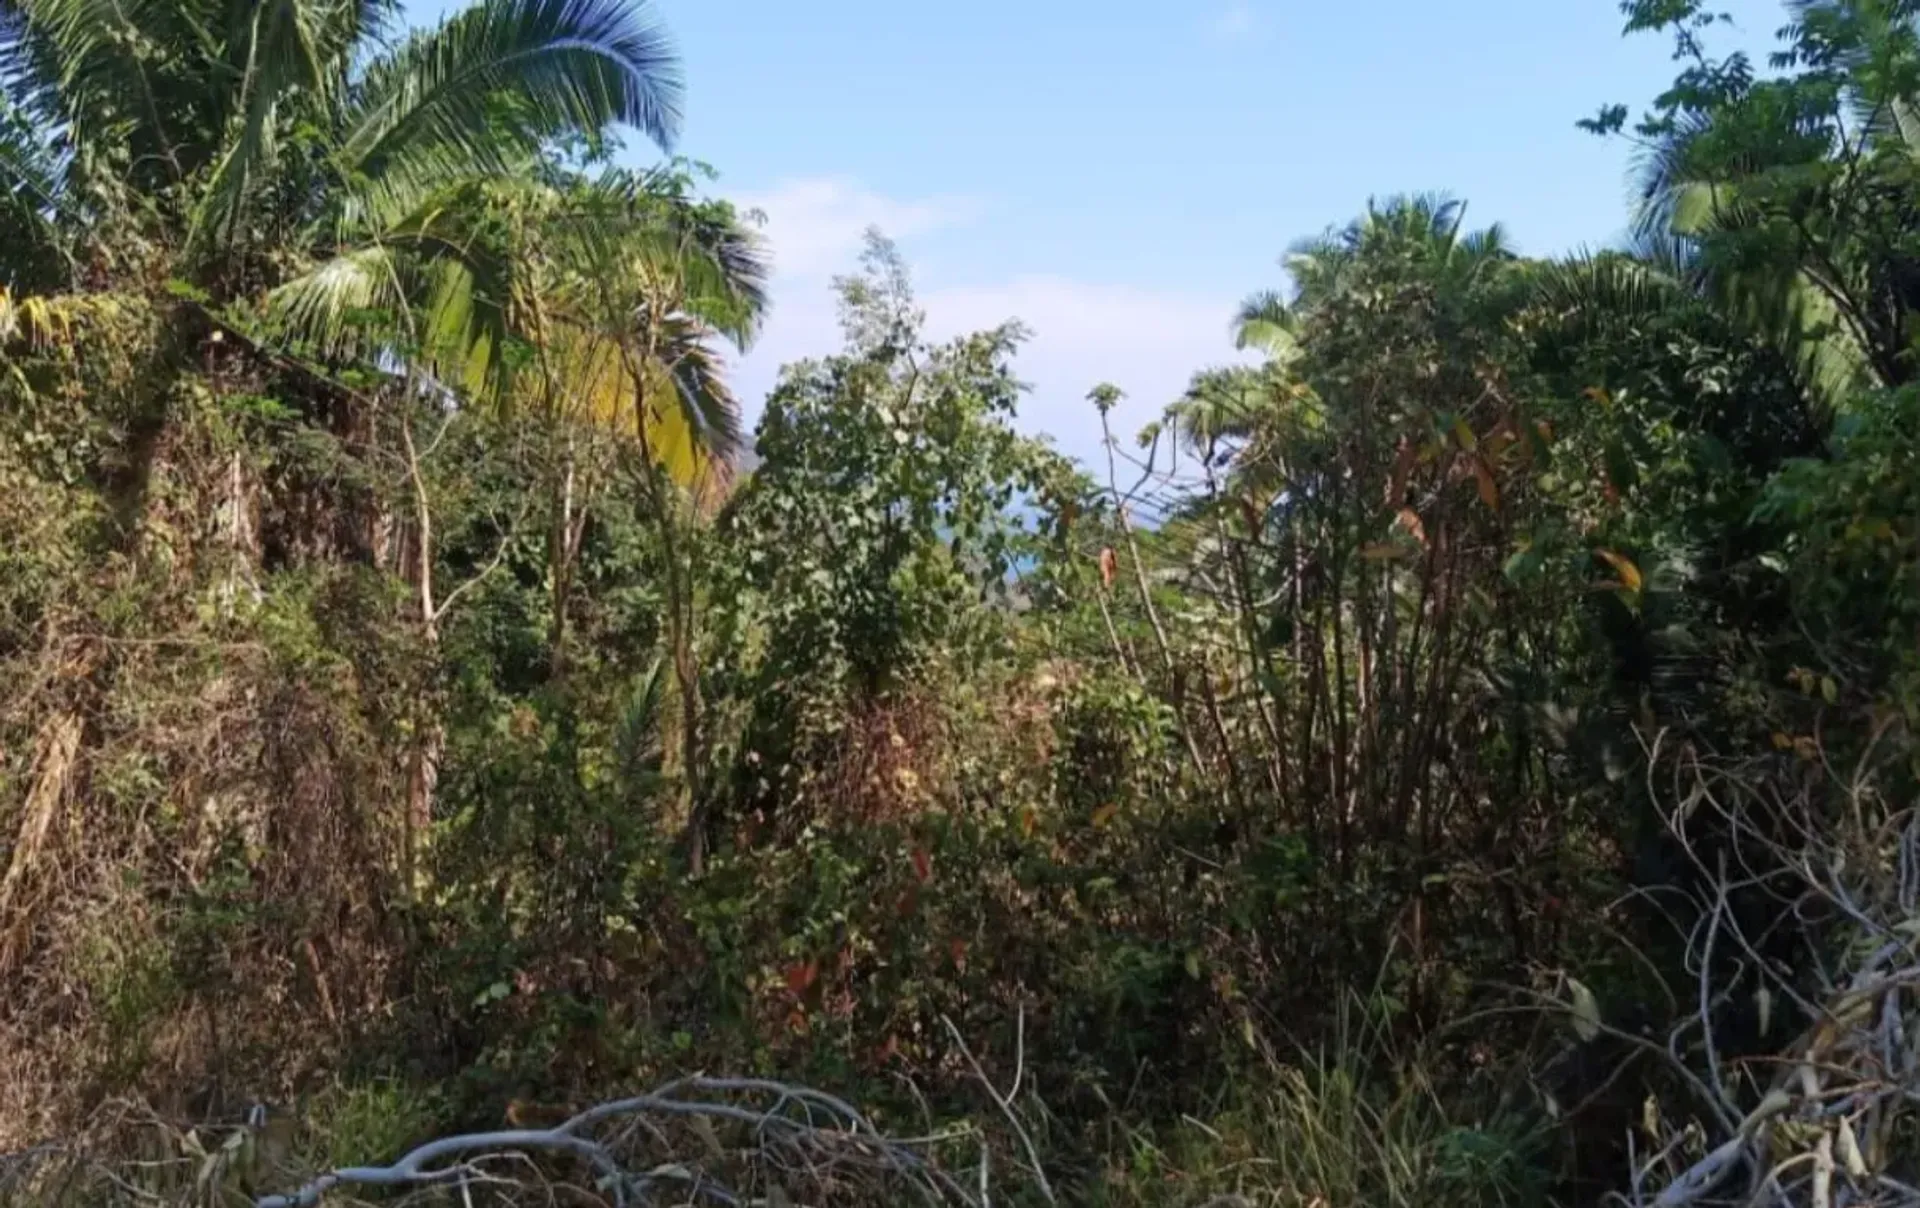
[
  {"left": 1616, "top": 727, "right": 1920, "bottom": 1208},
  {"left": 255, "top": 1076, "right": 984, "bottom": 1208}
]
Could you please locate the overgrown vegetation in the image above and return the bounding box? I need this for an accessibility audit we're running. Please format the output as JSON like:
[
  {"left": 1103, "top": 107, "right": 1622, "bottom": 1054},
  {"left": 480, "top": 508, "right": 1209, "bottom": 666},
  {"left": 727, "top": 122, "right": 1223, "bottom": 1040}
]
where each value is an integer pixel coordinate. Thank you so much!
[{"left": 3, "top": 0, "right": 1920, "bottom": 1205}]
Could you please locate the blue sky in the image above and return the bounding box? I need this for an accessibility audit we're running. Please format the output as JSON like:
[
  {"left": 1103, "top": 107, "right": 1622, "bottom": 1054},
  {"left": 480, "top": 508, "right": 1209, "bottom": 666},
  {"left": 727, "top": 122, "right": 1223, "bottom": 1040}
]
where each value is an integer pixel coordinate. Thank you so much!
[{"left": 409, "top": 0, "right": 1782, "bottom": 465}]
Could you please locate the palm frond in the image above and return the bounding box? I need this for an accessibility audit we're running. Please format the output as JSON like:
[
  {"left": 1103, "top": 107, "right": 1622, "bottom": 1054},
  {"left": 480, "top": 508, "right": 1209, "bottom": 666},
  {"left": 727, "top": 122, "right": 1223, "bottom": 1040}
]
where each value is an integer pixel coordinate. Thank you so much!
[
  {"left": 655, "top": 316, "right": 742, "bottom": 464},
  {"left": 1172, "top": 366, "right": 1270, "bottom": 452},
  {"left": 614, "top": 656, "right": 667, "bottom": 798},
  {"left": 1232, "top": 288, "right": 1294, "bottom": 356},
  {"left": 1755, "top": 267, "right": 1874, "bottom": 407},
  {"left": 186, "top": 0, "right": 358, "bottom": 257},
  {"left": 273, "top": 173, "right": 528, "bottom": 385},
  {"left": 1628, "top": 111, "right": 1724, "bottom": 242},
  {"left": 268, "top": 241, "right": 422, "bottom": 361},
  {"left": 0, "top": 94, "right": 68, "bottom": 288},
  {"left": 541, "top": 167, "right": 769, "bottom": 347},
  {"left": 1530, "top": 250, "right": 1689, "bottom": 331},
  {"left": 512, "top": 312, "right": 738, "bottom": 485},
  {"left": 1456, "top": 221, "right": 1511, "bottom": 265},
  {"left": 337, "top": 0, "right": 681, "bottom": 230},
  {"left": 1362, "top": 192, "right": 1464, "bottom": 249},
  {"left": 2, "top": 0, "right": 229, "bottom": 186}
]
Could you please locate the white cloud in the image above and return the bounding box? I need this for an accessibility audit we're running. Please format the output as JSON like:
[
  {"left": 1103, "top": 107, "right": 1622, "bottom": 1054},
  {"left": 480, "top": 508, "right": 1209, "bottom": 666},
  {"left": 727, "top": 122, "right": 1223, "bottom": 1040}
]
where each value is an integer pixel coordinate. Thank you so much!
[
  {"left": 1208, "top": 1, "right": 1257, "bottom": 38},
  {"left": 919, "top": 276, "right": 1252, "bottom": 465},
  {"left": 736, "top": 177, "right": 981, "bottom": 280},
  {"left": 730, "top": 178, "right": 1251, "bottom": 470}
]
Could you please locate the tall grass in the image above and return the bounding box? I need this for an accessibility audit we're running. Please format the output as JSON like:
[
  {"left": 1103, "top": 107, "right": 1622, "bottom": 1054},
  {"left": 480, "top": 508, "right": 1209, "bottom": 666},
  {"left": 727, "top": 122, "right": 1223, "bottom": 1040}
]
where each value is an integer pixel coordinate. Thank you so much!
[{"left": 1095, "top": 996, "right": 1547, "bottom": 1208}]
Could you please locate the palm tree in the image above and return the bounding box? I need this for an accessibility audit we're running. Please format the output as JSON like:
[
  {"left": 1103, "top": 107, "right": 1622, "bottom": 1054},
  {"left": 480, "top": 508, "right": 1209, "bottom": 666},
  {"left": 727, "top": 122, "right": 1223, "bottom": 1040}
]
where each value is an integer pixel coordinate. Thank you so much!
[
  {"left": 3, "top": 0, "right": 756, "bottom": 880},
  {"left": 267, "top": 161, "right": 766, "bottom": 476},
  {"left": 513, "top": 167, "right": 766, "bottom": 875},
  {"left": 1609, "top": 0, "right": 1920, "bottom": 403},
  {"left": 3, "top": 0, "right": 762, "bottom": 547},
  {"left": 1, "top": 0, "right": 681, "bottom": 294},
  {"left": 1231, "top": 194, "right": 1515, "bottom": 358},
  {"left": 298, "top": 161, "right": 767, "bottom": 875}
]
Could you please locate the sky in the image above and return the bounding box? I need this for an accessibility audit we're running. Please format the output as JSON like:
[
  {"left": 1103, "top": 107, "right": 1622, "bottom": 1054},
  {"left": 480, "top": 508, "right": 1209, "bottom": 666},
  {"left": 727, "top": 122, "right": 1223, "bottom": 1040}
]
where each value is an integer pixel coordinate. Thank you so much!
[{"left": 408, "top": 0, "right": 1783, "bottom": 467}]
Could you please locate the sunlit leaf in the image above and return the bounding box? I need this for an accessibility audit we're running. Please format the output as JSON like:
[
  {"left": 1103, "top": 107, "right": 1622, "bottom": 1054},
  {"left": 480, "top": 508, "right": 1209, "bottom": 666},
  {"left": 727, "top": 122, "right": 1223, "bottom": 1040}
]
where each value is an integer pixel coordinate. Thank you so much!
[
  {"left": 1594, "top": 549, "right": 1642, "bottom": 593},
  {"left": 1566, "top": 976, "right": 1601, "bottom": 1042}
]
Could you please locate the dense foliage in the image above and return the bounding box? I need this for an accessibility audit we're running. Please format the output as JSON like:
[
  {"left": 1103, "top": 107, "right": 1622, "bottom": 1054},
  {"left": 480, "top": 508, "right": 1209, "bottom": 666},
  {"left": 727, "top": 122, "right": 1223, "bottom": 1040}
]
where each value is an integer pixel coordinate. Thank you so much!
[{"left": 4, "top": 2, "right": 1920, "bottom": 1206}]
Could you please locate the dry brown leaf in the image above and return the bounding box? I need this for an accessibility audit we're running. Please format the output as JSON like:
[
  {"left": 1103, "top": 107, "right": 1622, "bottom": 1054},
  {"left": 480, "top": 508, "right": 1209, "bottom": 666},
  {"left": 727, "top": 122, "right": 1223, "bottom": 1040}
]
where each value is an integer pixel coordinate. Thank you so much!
[{"left": 1397, "top": 507, "right": 1428, "bottom": 548}]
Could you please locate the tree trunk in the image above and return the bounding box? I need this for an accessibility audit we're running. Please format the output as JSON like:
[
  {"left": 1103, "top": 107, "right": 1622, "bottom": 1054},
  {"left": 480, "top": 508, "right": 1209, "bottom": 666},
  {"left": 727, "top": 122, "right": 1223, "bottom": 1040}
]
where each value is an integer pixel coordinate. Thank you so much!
[{"left": 402, "top": 414, "right": 442, "bottom": 898}]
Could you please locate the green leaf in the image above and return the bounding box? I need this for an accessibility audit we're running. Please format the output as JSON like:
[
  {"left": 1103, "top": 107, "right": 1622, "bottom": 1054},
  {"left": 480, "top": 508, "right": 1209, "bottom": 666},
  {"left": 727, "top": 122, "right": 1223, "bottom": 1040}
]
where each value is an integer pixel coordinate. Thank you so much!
[
  {"left": 472, "top": 980, "right": 511, "bottom": 1007},
  {"left": 1502, "top": 542, "right": 1545, "bottom": 583},
  {"left": 163, "top": 278, "right": 212, "bottom": 304},
  {"left": 1451, "top": 415, "right": 1477, "bottom": 451}
]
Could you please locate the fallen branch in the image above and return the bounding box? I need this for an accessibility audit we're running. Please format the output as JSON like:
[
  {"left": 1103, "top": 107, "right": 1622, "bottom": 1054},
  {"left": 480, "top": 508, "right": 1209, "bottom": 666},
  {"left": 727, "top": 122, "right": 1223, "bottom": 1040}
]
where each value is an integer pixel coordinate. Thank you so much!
[{"left": 256, "top": 1075, "right": 983, "bottom": 1208}]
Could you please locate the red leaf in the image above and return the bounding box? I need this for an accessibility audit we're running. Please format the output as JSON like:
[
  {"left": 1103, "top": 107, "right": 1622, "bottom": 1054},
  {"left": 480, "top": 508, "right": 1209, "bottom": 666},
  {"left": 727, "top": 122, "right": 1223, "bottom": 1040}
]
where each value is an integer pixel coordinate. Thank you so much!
[
  {"left": 784, "top": 960, "right": 817, "bottom": 996},
  {"left": 911, "top": 847, "right": 932, "bottom": 884},
  {"left": 1098, "top": 547, "right": 1118, "bottom": 590},
  {"left": 949, "top": 938, "right": 969, "bottom": 972}
]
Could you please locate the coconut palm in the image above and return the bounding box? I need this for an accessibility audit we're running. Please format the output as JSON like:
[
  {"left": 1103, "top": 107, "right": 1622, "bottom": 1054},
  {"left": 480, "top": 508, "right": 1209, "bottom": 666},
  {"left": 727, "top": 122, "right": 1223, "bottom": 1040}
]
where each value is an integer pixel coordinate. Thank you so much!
[
  {"left": 1, "top": 0, "right": 773, "bottom": 481},
  {"left": 1231, "top": 194, "right": 1516, "bottom": 358},
  {"left": 266, "top": 160, "right": 766, "bottom": 480},
  {"left": 1212, "top": 193, "right": 1516, "bottom": 463},
  {"left": 287, "top": 160, "right": 770, "bottom": 873},
  {"left": 0, "top": 0, "right": 681, "bottom": 293}
]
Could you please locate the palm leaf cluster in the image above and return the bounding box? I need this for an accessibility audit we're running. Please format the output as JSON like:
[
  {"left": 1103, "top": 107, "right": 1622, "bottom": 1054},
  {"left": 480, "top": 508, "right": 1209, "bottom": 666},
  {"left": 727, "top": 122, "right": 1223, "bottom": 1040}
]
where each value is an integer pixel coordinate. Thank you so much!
[
  {"left": 1576, "top": 0, "right": 1920, "bottom": 409},
  {"left": 0, "top": 0, "right": 765, "bottom": 473}
]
